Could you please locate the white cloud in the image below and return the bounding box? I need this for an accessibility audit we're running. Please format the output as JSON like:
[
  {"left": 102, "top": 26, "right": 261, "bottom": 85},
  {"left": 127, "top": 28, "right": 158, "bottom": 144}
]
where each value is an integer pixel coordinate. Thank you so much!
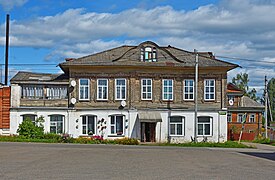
[{"left": 0, "top": 0, "right": 28, "bottom": 12}]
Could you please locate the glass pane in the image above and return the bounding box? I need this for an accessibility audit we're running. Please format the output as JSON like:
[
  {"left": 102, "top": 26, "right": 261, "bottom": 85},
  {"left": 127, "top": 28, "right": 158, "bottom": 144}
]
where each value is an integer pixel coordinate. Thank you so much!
[
  {"left": 170, "top": 124, "right": 175, "bottom": 135},
  {"left": 177, "top": 124, "right": 182, "bottom": 135},
  {"left": 205, "top": 124, "right": 210, "bottom": 135},
  {"left": 111, "top": 126, "right": 115, "bottom": 134},
  {"left": 198, "top": 117, "right": 210, "bottom": 123},
  {"left": 170, "top": 117, "right": 182, "bottom": 123},
  {"left": 116, "top": 116, "right": 123, "bottom": 134},
  {"left": 198, "top": 124, "right": 203, "bottom": 135}
]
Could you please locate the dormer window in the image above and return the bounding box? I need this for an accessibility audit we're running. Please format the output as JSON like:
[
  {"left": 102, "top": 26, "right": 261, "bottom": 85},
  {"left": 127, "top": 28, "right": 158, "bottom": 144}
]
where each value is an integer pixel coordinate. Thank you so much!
[{"left": 141, "top": 46, "right": 157, "bottom": 62}]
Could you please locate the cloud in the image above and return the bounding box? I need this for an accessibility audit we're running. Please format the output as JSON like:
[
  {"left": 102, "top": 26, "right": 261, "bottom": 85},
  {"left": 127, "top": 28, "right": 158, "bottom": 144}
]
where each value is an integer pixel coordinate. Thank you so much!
[{"left": 0, "top": 0, "right": 28, "bottom": 11}]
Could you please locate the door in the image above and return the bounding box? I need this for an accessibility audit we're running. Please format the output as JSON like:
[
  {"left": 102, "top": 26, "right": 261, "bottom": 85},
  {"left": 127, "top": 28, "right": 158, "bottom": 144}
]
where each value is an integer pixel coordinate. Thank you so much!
[{"left": 141, "top": 122, "right": 156, "bottom": 142}]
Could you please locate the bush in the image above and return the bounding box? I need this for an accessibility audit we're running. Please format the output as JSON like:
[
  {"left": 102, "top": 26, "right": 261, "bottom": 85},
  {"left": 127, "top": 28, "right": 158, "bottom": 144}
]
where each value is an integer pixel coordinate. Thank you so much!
[
  {"left": 43, "top": 133, "right": 62, "bottom": 142},
  {"left": 253, "top": 137, "right": 271, "bottom": 144},
  {"left": 17, "top": 117, "right": 44, "bottom": 139},
  {"left": 114, "top": 138, "right": 139, "bottom": 145}
]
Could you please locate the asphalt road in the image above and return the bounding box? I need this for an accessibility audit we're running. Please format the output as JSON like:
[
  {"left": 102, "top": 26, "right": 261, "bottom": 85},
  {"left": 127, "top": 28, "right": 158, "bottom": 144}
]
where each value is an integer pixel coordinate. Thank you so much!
[{"left": 0, "top": 142, "right": 274, "bottom": 180}]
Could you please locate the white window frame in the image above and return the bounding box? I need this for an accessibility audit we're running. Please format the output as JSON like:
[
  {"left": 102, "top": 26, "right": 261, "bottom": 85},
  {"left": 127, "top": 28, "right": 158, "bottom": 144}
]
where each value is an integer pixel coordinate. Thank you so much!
[
  {"left": 97, "top": 79, "right": 108, "bottom": 100},
  {"left": 79, "top": 79, "right": 90, "bottom": 101},
  {"left": 227, "top": 113, "right": 232, "bottom": 122},
  {"left": 22, "top": 114, "right": 37, "bottom": 124},
  {"left": 237, "top": 113, "right": 244, "bottom": 123},
  {"left": 197, "top": 116, "right": 212, "bottom": 136},
  {"left": 249, "top": 114, "right": 256, "bottom": 123},
  {"left": 115, "top": 78, "right": 126, "bottom": 100},
  {"left": 49, "top": 115, "right": 64, "bottom": 134},
  {"left": 162, "top": 79, "right": 173, "bottom": 101},
  {"left": 141, "top": 79, "right": 152, "bottom": 100},
  {"left": 169, "top": 116, "right": 185, "bottom": 136},
  {"left": 183, "top": 79, "right": 194, "bottom": 100},
  {"left": 110, "top": 115, "right": 124, "bottom": 135},
  {"left": 204, "top": 79, "right": 215, "bottom": 101},
  {"left": 81, "top": 115, "right": 96, "bottom": 135}
]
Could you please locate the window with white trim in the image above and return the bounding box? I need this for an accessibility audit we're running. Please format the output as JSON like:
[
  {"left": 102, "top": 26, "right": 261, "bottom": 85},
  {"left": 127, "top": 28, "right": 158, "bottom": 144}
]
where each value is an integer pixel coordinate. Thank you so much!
[
  {"left": 97, "top": 79, "right": 108, "bottom": 100},
  {"left": 184, "top": 79, "right": 194, "bottom": 100},
  {"left": 169, "top": 116, "right": 184, "bottom": 136},
  {"left": 227, "top": 113, "right": 232, "bottom": 122},
  {"left": 110, "top": 115, "right": 124, "bottom": 135},
  {"left": 115, "top": 79, "right": 126, "bottom": 100},
  {"left": 141, "top": 46, "right": 157, "bottom": 62},
  {"left": 46, "top": 86, "right": 67, "bottom": 99},
  {"left": 79, "top": 79, "right": 89, "bottom": 100},
  {"left": 163, "top": 79, "right": 173, "bottom": 100},
  {"left": 22, "top": 114, "right": 36, "bottom": 124},
  {"left": 82, "top": 115, "right": 96, "bottom": 135},
  {"left": 249, "top": 114, "right": 255, "bottom": 123},
  {"left": 204, "top": 79, "right": 215, "bottom": 100},
  {"left": 237, "top": 113, "right": 244, "bottom": 123},
  {"left": 141, "top": 79, "right": 152, "bottom": 100},
  {"left": 22, "top": 85, "right": 43, "bottom": 99},
  {"left": 197, "top": 116, "right": 212, "bottom": 136},
  {"left": 50, "top": 115, "right": 64, "bottom": 134}
]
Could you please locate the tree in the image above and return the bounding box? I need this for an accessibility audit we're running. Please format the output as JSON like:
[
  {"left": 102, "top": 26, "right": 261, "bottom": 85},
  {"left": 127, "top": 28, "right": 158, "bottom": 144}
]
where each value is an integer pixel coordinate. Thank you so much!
[
  {"left": 17, "top": 116, "right": 45, "bottom": 139},
  {"left": 231, "top": 73, "right": 259, "bottom": 101},
  {"left": 267, "top": 78, "right": 275, "bottom": 122}
]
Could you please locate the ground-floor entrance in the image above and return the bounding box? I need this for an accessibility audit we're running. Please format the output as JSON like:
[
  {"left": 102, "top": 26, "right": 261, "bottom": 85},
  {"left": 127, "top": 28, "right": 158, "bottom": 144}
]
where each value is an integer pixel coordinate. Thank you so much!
[{"left": 141, "top": 122, "right": 156, "bottom": 142}]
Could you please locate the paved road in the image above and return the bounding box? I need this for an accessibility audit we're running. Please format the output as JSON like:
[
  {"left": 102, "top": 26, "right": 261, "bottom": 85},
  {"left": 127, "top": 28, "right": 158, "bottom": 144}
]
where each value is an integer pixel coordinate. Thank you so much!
[{"left": 0, "top": 142, "right": 274, "bottom": 180}]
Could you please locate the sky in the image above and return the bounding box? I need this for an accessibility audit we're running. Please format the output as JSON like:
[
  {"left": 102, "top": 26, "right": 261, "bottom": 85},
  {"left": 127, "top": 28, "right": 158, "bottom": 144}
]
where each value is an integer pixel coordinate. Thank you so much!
[{"left": 0, "top": 0, "right": 275, "bottom": 97}]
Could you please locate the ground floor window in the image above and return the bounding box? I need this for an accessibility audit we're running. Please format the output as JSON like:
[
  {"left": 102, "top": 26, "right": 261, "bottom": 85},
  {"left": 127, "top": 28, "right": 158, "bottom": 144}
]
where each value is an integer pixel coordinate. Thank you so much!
[
  {"left": 197, "top": 116, "right": 212, "bottom": 136},
  {"left": 169, "top": 116, "right": 184, "bottom": 136},
  {"left": 227, "top": 113, "right": 232, "bottom": 122},
  {"left": 22, "top": 114, "right": 36, "bottom": 124},
  {"left": 82, "top": 115, "right": 96, "bottom": 135},
  {"left": 50, "top": 115, "right": 64, "bottom": 134},
  {"left": 110, "top": 115, "right": 124, "bottom": 135}
]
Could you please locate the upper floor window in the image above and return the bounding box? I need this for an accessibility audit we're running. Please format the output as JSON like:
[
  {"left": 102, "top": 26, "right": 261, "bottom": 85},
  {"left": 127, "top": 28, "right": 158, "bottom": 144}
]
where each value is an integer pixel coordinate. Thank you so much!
[
  {"left": 141, "top": 79, "right": 152, "bottom": 100},
  {"left": 184, "top": 79, "right": 194, "bottom": 100},
  {"left": 141, "top": 46, "right": 157, "bottom": 62},
  {"left": 237, "top": 113, "right": 244, "bottom": 123},
  {"left": 46, "top": 86, "right": 67, "bottom": 99},
  {"left": 169, "top": 116, "right": 185, "bottom": 136},
  {"left": 115, "top": 79, "right": 126, "bottom": 100},
  {"left": 97, "top": 79, "right": 108, "bottom": 100},
  {"left": 204, "top": 79, "right": 215, "bottom": 100},
  {"left": 22, "top": 85, "right": 43, "bottom": 99},
  {"left": 163, "top": 79, "right": 173, "bottom": 100},
  {"left": 227, "top": 113, "right": 232, "bottom": 122},
  {"left": 249, "top": 114, "right": 255, "bottom": 123},
  {"left": 79, "top": 79, "right": 89, "bottom": 100}
]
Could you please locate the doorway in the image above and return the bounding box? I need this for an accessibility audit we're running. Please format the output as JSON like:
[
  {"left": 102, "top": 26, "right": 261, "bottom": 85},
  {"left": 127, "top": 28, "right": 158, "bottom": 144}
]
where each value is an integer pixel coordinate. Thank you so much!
[{"left": 141, "top": 122, "right": 156, "bottom": 142}]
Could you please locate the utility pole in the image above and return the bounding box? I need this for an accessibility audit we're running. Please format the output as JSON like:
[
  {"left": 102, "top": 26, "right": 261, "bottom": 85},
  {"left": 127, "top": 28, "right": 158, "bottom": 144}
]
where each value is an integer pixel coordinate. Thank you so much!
[
  {"left": 264, "top": 75, "right": 268, "bottom": 138},
  {"left": 194, "top": 49, "right": 198, "bottom": 142},
  {"left": 5, "top": 14, "right": 10, "bottom": 85}
]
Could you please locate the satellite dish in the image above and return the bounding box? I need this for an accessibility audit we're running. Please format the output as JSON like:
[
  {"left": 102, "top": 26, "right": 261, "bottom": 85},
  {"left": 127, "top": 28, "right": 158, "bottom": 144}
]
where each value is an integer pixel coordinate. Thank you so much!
[
  {"left": 71, "top": 98, "right": 76, "bottom": 104},
  {"left": 229, "top": 99, "right": 234, "bottom": 106},
  {"left": 70, "top": 80, "right": 76, "bottom": 87},
  {"left": 120, "top": 100, "right": 126, "bottom": 107}
]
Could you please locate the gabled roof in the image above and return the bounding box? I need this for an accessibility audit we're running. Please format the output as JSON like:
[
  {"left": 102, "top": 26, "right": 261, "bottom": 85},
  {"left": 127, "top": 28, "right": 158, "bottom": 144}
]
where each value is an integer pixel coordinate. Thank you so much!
[
  {"left": 10, "top": 71, "right": 68, "bottom": 84},
  {"left": 227, "top": 83, "right": 244, "bottom": 96},
  {"left": 59, "top": 41, "right": 239, "bottom": 73},
  {"left": 241, "top": 96, "right": 264, "bottom": 108}
]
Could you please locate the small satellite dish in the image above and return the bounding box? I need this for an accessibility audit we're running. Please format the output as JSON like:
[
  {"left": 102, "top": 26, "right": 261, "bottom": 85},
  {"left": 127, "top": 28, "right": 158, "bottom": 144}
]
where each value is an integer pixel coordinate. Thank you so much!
[
  {"left": 71, "top": 98, "right": 76, "bottom": 104},
  {"left": 229, "top": 99, "right": 234, "bottom": 106},
  {"left": 70, "top": 80, "right": 76, "bottom": 87},
  {"left": 120, "top": 100, "right": 126, "bottom": 107}
]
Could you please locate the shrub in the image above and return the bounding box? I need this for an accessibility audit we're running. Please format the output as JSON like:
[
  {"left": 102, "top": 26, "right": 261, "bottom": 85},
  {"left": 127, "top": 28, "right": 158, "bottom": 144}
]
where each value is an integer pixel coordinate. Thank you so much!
[
  {"left": 17, "top": 117, "right": 44, "bottom": 139},
  {"left": 114, "top": 138, "right": 139, "bottom": 145},
  {"left": 43, "top": 133, "right": 62, "bottom": 142},
  {"left": 253, "top": 137, "right": 271, "bottom": 144}
]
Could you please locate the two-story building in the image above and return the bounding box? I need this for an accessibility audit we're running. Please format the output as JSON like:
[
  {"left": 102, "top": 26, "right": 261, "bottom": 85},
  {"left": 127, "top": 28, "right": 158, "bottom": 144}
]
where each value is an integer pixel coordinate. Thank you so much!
[{"left": 10, "top": 41, "right": 238, "bottom": 143}]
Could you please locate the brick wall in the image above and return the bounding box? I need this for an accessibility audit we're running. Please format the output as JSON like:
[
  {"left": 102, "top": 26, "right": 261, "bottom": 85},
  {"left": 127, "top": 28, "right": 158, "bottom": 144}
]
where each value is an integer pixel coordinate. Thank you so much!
[{"left": 0, "top": 86, "right": 10, "bottom": 129}]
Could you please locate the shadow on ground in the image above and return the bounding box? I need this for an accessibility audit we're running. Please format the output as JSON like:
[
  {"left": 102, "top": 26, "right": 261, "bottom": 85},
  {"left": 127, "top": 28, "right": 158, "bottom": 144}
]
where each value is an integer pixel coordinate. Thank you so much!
[{"left": 240, "top": 152, "right": 275, "bottom": 161}]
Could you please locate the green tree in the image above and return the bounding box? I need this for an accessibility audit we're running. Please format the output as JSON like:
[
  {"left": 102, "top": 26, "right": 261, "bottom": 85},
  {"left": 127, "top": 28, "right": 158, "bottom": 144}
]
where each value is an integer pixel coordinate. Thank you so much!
[
  {"left": 267, "top": 78, "right": 275, "bottom": 122},
  {"left": 17, "top": 116, "right": 45, "bottom": 139}
]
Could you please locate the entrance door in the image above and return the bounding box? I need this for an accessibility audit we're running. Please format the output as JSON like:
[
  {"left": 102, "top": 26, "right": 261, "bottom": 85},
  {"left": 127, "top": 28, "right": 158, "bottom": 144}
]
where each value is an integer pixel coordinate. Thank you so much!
[{"left": 141, "top": 122, "right": 156, "bottom": 142}]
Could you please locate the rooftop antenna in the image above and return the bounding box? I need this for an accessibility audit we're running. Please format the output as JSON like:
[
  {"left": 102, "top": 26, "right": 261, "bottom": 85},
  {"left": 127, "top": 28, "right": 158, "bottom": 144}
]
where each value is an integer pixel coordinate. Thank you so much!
[{"left": 5, "top": 14, "right": 10, "bottom": 85}]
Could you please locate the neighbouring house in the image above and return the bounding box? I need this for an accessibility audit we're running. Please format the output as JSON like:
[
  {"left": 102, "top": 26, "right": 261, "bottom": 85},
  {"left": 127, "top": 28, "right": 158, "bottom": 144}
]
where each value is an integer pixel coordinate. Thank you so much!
[
  {"left": 0, "top": 84, "right": 10, "bottom": 135},
  {"left": 10, "top": 41, "right": 238, "bottom": 143},
  {"left": 227, "top": 83, "right": 264, "bottom": 141}
]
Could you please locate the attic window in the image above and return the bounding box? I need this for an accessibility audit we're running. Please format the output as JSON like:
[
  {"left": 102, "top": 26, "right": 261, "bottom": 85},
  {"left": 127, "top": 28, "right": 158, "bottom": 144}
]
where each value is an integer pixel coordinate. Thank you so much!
[{"left": 141, "top": 46, "right": 157, "bottom": 62}]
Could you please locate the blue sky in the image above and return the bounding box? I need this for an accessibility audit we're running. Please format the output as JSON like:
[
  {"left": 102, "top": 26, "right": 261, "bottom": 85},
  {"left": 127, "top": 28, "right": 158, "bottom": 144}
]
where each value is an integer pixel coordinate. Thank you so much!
[{"left": 0, "top": 0, "right": 275, "bottom": 96}]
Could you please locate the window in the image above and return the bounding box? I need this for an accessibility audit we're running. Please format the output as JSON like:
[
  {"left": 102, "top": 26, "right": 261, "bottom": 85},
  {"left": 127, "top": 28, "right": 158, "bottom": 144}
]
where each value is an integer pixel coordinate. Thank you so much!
[
  {"left": 141, "top": 79, "right": 152, "bottom": 100},
  {"left": 22, "top": 85, "right": 43, "bottom": 99},
  {"left": 115, "top": 79, "right": 126, "bottom": 100},
  {"left": 204, "top": 79, "right": 215, "bottom": 100},
  {"left": 46, "top": 86, "right": 67, "bottom": 99},
  {"left": 50, "top": 115, "right": 64, "bottom": 134},
  {"left": 197, "top": 116, "right": 212, "bottom": 136},
  {"left": 169, "top": 116, "right": 184, "bottom": 136},
  {"left": 110, "top": 115, "right": 124, "bottom": 135},
  {"left": 237, "top": 113, "right": 244, "bottom": 123},
  {"left": 184, "top": 79, "right": 194, "bottom": 100},
  {"left": 79, "top": 79, "right": 89, "bottom": 100},
  {"left": 163, "top": 79, "right": 173, "bottom": 100},
  {"left": 22, "top": 114, "right": 36, "bottom": 124},
  {"left": 227, "top": 113, "right": 232, "bottom": 122},
  {"left": 82, "top": 115, "right": 96, "bottom": 135},
  {"left": 249, "top": 114, "right": 255, "bottom": 123},
  {"left": 97, "top": 79, "right": 108, "bottom": 100},
  {"left": 141, "top": 46, "right": 157, "bottom": 62}
]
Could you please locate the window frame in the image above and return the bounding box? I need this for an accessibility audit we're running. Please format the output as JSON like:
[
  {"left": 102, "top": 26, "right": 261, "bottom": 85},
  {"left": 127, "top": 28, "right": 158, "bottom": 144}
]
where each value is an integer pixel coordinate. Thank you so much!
[
  {"left": 115, "top": 78, "right": 126, "bottom": 100},
  {"left": 49, "top": 115, "right": 64, "bottom": 134},
  {"left": 227, "top": 113, "right": 232, "bottom": 122},
  {"left": 237, "top": 113, "right": 244, "bottom": 123},
  {"left": 21, "top": 114, "right": 37, "bottom": 124},
  {"left": 183, "top": 79, "right": 194, "bottom": 101},
  {"left": 79, "top": 79, "right": 90, "bottom": 101},
  {"left": 141, "top": 78, "right": 152, "bottom": 100},
  {"left": 109, "top": 115, "right": 124, "bottom": 136},
  {"left": 162, "top": 79, "right": 173, "bottom": 101},
  {"left": 141, "top": 46, "right": 157, "bottom": 62},
  {"left": 249, "top": 114, "right": 256, "bottom": 123},
  {"left": 197, "top": 116, "right": 212, "bottom": 136},
  {"left": 97, "top": 78, "right": 108, "bottom": 101},
  {"left": 169, "top": 116, "right": 185, "bottom": 136},
  {"left": 81, "top": 115, "right": 97, "bottom": 135},
  {"left": 204, "top": 79, "right": 215, "bottom": 101}
]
